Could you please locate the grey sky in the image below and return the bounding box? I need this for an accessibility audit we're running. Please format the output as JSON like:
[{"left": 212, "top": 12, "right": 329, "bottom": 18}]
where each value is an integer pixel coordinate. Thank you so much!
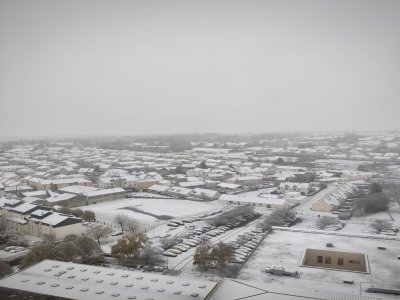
[{"left": 0, "top": 0, "right": 399, "bottom": 139}]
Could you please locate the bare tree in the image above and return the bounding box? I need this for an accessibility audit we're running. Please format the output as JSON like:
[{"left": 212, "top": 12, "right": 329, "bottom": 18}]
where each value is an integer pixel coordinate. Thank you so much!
[
  {"left": 370, "top": 219, "right": 392, "bottom": 233},
  {"left": 160, "top": 236, "right": 183, "bottom": 250},
  {"left": 256, "top": 218, "right": 272, "bottom": 232},
  {"left": 115, "top": 214, "right": 128, "bottom": 231},
  {"left": 141, "top": 243, "right": 162, "bottom": 265},
  {"left": 0, "top": 261, "right": 12, "bottom": 278},
  {"left": 125, "top": 218, "right": 139, "bottom": 234},
  {"left": 383, "top": 181, "right": 400, "bottom": 204},
  {"left": 315, "top": 216, "right": 340, "bottom": 230},
  {"left": 211, "top": 242, "right": 234, "bottom": 273},
  {"left": 88, "top": 224, "right": 113, "bottom": 244},
  {"left": 0, "top": 214, "right": 7, "bottom": 232},
  {"left": 193, "top": 238, "right": 212, "bottom": 270},
  {"left": 22, "top": 244, "right": 59, "bottom": 268}
]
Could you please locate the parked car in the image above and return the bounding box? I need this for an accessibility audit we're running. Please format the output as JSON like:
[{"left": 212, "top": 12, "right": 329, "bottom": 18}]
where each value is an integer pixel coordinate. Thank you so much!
[
  {"left": 172, "top": 245, "right": 188, "bottom": 252},
  {"left": 111, "top": 231, "right": 124, "bottom": 236},
  {"left": 167, "top": 248, "right": 182, "bottom": 254},
  {"left": 162, "top": 251, "right": 177, "bottom": 257},
  {"left": 158, "top": 233, "right": 171, "bottom": 238}
]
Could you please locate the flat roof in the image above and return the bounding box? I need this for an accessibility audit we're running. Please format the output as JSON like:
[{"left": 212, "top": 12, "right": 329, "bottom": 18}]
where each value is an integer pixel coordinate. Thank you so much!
[
  {"left": 237, "top": 229, "right": 400, "bottom": 297},
  {"left": 211, "top": 279, "right": 381, "bottom": 300},
  {"left": 0, "top": 260, "right": 218, "bottom": 300}
]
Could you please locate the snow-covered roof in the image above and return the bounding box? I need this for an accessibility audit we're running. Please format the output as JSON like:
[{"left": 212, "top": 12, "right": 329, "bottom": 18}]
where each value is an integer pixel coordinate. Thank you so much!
[
  {"left": 217, "top": 182, "right": 241, "bottom": 189},
  {"left": 219, "top": 194, "right": 286, "bottom": 206},
  {"left": 168, "top": 186, "right": 193, "bottom": 195},
  {"left": 59, "top": 185, "right": 99, "bottom": 195},
  {"left": 10, "top": 202, "right": 38, "bottom": 213},
  {"left": 179, "top": 181, "right": 205, "bottom": 188},
  {"left": 0, "top": 260, "right": 218, "bottom": 300},
  {"left": 147, "top": 184, "right": 170, "bottom": 192},
  {"left": 85, "top": 188, "right": 126, "bottom": 198},
  {"left": 38, "top": 212, "right": 80, "bottom": 226},
  {"left": 22, "top": 190, "right": 48, "bottom": 197},
  {"left": 279, "top": 182, "right": 310, "bottom": 189},
  {"left": 46, "top": 192, "right": 76, "bottom": 203},
  {"left": 193, "top": 188, "right": 219, "bottom": 198}
]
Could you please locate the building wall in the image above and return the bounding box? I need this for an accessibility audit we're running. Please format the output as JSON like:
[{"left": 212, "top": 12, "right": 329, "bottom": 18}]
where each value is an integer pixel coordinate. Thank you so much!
[
  {"left": 49, "top": 192, "right": 126, "bottom": 207},
  {"left": 1, "top": 207, "right": 83, "bottom": 240},
  {"left": 52, "top": 223, "right": 82, "bottom": 240},
  {"left": 301, "top": 248, "right": 368, "bottom": 273}
]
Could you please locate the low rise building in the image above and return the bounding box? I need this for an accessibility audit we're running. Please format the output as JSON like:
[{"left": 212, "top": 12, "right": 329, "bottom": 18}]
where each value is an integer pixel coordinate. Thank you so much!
[
  {"left": 0, "top": 198, "right": 82, "bottom": 240},
  {"left": 0, "top": 260, "right": 218, "bottom": 300}
]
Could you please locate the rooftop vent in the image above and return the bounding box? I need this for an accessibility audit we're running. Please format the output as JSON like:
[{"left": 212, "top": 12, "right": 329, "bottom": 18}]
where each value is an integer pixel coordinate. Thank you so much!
[
  {"left": 96, "top": 279, "right": 104, "bottom": 283},
  {"left": 51, "top": 284, "right": 59, "bottom": 287},
  {"left": 80, "top": 288, "right": 89, "bottom": 292},
  {"left": 65, "top": 286, "right": 74, "bottom": 290},
  {"left": 37, "top": 281, "right": 45, "bottom": 285},
  {"left": 125, "top": 284, "right": 134, "bottom": 287},
  {"left": 112, "top": 293, "right": 120, "bottom": 297},
  {"left": 95, "top": 290, "right": 104, "bottom": 294}
]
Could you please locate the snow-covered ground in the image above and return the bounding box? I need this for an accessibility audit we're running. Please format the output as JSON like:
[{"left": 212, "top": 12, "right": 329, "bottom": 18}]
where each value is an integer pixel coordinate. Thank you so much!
[
  {"left": 237, "top": 230, "right": 400, "bottom": 299},
  {"left": 77, "top": 197, "right": 225, "bottom": 227}
]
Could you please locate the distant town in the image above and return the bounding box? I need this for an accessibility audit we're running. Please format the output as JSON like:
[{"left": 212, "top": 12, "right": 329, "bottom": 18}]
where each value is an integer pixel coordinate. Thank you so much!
[{"left": 0, "top": 132, "right": 399, "bottom": 299}]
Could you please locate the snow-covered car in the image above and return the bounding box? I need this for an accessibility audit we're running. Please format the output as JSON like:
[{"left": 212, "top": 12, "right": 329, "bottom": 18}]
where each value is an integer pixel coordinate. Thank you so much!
[
  {"left": 111, "top": 231, "right": 124, "bottom": 236},
  {"left": 162, "top": 251, "right": 177, "bottom": 257},
  {"left": 158, "top": 233, "right": 171, "bottom": 238},
  {"left": 172, "top": 245, "right": 187, "bottom": 252},
  {"left": 167, "top": 248, "right": 181, "bottom": 254},
  {"left": 181, "top": 241, "right": 196, "bottom": 247}
]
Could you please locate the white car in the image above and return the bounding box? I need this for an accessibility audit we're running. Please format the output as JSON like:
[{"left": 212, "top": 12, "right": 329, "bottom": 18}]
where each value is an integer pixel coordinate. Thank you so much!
[
  {"left": 158, "top": 233, "right": 171, "bottom": 238},
  {"left": 162, "top": 251, "right": 177, "bottom": 257},
  {"left": 172, "top": 245, "right": 187, "bottom": 252},
  {"left": 167, "top": 248, "right": 181, "bottom": 254}
]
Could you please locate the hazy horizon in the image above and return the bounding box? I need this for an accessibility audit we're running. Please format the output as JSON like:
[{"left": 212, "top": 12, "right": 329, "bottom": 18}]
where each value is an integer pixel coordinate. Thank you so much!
[{"left": 1, "top": 0, "right": 400, "bottom": 139}]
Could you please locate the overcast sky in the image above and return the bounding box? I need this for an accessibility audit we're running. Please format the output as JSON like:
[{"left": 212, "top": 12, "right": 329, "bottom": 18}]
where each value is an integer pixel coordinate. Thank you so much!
[{"left": 0, "top": 0, "right": 399, "bottom": 139}]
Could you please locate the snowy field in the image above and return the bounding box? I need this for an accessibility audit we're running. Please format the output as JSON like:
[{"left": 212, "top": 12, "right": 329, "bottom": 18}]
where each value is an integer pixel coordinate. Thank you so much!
[
  {"left": 237, "top": 230, "right": 400, "bottom": 299},
  {"left": 77, "top": 197, "right": 225, "bottom": 226}
]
